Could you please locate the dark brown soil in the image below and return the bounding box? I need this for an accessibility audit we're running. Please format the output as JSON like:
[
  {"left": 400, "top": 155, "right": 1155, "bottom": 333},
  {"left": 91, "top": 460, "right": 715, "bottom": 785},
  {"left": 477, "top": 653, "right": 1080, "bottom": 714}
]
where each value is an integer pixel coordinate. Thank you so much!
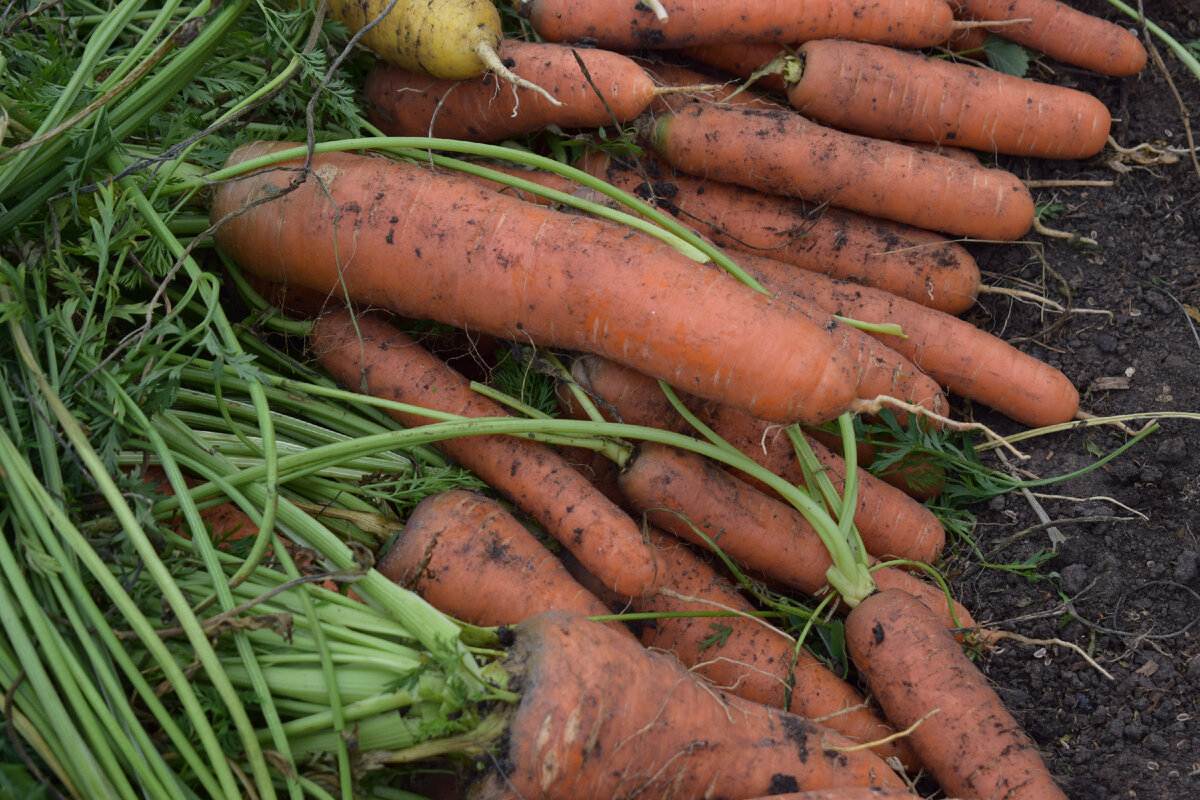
[{"left": 942, "top": 3, "right": 1200, "bottom": 798}]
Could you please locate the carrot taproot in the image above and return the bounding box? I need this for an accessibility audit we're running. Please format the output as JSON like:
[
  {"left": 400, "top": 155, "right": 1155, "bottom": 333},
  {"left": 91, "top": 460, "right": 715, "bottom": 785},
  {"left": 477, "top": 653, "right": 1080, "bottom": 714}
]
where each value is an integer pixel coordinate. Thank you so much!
[
  {"left": 363, "top": 39, "right": 692, "bottom": 141},
  {"left": 375, "top": 489, "right": 622, "bottom": 627},
  {"left": 845, "top": 588, "right": 1068, "bottom": 799},
  {"left": 472, "top": 610, "right": 909, "bottom": 798},
  {"left": 565, "top": 354, "right": 947, "bottom": 564},
  {"left": 211, "top": 142, "right": 860, "bottom": 426},
  {"left": 630, "top": 528, "right": 920, "bottom": 771},
  {"left": 307, "top": 306, "right": 662, "bottom": 599},
  {"left": 578, "top": 149, "right": 982, "bottom": 314},
  {"left": 516, "top": 0, "right": 958, "bottom": 51},
  {"left": 732, "top": 250, "right": 1081, "bottom": 427},
  {"left": 618, "top": 441, "right": 959, "bottom": 601},
  {"left": 641, "top": 103, "right": 1037, "bottom": 240},
  {"left": 783, "top": 39, "right": 1113, "bottom": 160},
  {"left": 950, "top": 0, "right": 1146, "bottom": 76}
]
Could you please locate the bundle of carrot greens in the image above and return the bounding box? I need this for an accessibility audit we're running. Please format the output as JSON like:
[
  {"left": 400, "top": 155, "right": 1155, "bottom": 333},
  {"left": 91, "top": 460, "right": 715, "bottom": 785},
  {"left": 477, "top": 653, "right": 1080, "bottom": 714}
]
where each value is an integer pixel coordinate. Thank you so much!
[{"left": 0, "top": 0, "right": 1172, "bottom": 798}]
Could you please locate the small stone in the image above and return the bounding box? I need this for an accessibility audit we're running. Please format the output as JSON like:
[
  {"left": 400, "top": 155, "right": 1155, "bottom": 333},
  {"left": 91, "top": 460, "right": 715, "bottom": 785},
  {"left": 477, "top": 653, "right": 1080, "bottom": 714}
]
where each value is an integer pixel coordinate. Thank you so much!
[
  {"left": 1157, "top": 436, "right": 1188, "bottom": 463},
  {"left": 1174, "top": 550, "right": 1199, "bottom": 585},
  {"left": 1061, "top": 562, "right": 1091, "bottom": 595}
]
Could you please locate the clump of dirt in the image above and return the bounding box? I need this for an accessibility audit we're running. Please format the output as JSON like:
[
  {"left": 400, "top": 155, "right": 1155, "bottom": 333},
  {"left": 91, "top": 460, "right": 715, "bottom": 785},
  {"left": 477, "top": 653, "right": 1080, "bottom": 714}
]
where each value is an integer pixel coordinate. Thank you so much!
[{"left": 942, "top": 2, "right": 1200, "bottom": 797}]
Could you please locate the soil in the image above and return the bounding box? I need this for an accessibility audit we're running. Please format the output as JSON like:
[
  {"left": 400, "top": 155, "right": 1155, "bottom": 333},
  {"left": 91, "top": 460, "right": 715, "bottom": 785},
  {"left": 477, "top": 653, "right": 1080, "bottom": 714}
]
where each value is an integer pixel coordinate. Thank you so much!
[{"left": 939, "top": 3, "right": 1200, "bottom": 798}]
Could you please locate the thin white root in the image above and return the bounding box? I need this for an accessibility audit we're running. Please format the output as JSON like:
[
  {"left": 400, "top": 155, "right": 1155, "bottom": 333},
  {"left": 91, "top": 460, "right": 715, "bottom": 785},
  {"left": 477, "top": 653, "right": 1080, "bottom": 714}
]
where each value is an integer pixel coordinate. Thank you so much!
[
  {"left": 475, "top": 41, "right": 563, "bottom": 107},
  {"left": 645, "top": 0, "right": 669, "bottom": 21},
  {"left": 986, "top": 630, "right": 1116, "bottom": 681},
  {"left": 1032, "top": 216, "right": 1098, "bottom": 247},
  {"left": 979, "top": 284, "right": 1066, "bottom": 312},
  {"left": 1024, "top": 179, "right": 1114, "bottom": 188}
]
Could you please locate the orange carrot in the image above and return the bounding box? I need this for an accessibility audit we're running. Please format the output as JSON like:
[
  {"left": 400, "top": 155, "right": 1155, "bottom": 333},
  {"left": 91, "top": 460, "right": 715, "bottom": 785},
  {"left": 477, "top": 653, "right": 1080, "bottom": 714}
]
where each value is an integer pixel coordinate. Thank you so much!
[
  {"left": 516, "top": 0, "right": 958, "bottom": 51},
  {"left": 375, "top": 489, "right": 621, "bottom": 626},
  {"left": 579, "top": 149, "right": 982, "bottom": 314},
  {"left": 950, "top": 0, "right": 1146, "bottom": 76},
  {"left": 641, "top": 103, "right": 1037, "bottom": 240},
  {"left": 732, "top": 250, "right": 1082, "bottom": 427},
  {"left": 744, "top": 790, "right": 919, "bottom": 800},
  {"left": 566, "top": 354, "right": 947, "bottom": 564},
  {"left": 473, "top": 610, "right": 910, "bottom": 798},
  {"left": 678, "top": 42, "right": 792, "bottom": 92},
  {"left": 308, "top": 307, "right": 662, "bottom": 599},
  {"left": 631, "top": 528, "right": 920, "bottom": 770},
  {"left": 846, "top": 588, "right": 1068, "bottom": 799},
  {"left": 784, "top": 39, "right": 1113, "bottom": 159},
  {"left": 618, "top": 442, "right": 962, "bottom": 604},
  {"left": 211, "top": 142, "right": 861, "bottom": 426},
  {"left": 364, "top": 39, "right": 685, "bottom": 141}
]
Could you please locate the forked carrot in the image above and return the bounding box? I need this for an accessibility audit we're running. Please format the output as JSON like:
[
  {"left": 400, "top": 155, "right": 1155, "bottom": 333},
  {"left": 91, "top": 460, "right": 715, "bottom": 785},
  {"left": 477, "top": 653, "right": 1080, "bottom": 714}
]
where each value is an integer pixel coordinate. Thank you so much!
[
  {"left": 211, "top": 142, "right": 861, "bottom": 426},
  {"left": 846, "top": 589, "right": 1068, "bottom": 799},
  {"left": 308, "top": 307, "right": 662, "bottom": 599},
  {"left": 732, "top": 250, "right": 1081, "bottom": 427},
  {"left": 565, "top": 354, "right": 947, "bottom": 564},
  {"left": 641, "top": 103, "right": 1037, "bottom": 240},
  {"left": 784, "top": 39, "right": 1113, "bottom": 159},
  {"left": 950, "top": 0, "right": 1146, "bottom": 76},
  {"left": 375, "top": 489, "right": 621, "bottom": 627},
  {"left": 363, "top": 39, "right": 701, "bottom": 141},
  {"left": 516, "top": 0, "right": 959, "bottom": 51},
  {"left": 472, "top": 610, "right": 909, "bottom": 797}
]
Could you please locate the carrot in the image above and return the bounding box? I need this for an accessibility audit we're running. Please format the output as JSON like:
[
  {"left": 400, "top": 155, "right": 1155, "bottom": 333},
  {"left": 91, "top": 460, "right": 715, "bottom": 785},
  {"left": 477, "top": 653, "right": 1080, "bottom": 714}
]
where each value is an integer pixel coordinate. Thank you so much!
[
  {"left": 375, "top": 489, "right": 622, "bottom": 626},
  {"left": 677, "top": 42, "right": 792, "bottom": 93},
  {"left": 566, "top": 354, "right": 947, "bottom": 563},
  {"left": 732, "top": 250, "right": 1082, "bottom": 427},
  {"left": 783, "top": 39, "right": 1113, "bottom": 160},
  {"left": 845, "top": 588, "right": 1068, "bottom": 799},
  {"left": 641, "top": 103, "right": 1037, "bottom": 240},
  {"left": 516, "top": 0, "right": 959, "bottom": 51},
  {"left": 950, "top": 0, "right": 1146, "bottom": 76},
  {"left": 643, "top": 60, "right": 785, "bottom": 112},
  {"left": 211, "top": 142, "right": 860, "bottom": 426},
  {"left": 579, "top": 149, "right": 982, "bottom": 314},
  {"left": 308, "top": 306, "right": 662, "bottom": 599},
  {"left": 743, "top": 790, "right": 919, "bottom": 800},
  {"left": 363, "top": 39, "right": 693, "bottom": 141},
  {"left": 630, "top": 528, "right": 920, "bottom": 771},
  {"left": 473, "top": 610, "right": 910, "bottom": 798},
  {"left": 618, "top": 441, "right": 962, "bottom": 603}
]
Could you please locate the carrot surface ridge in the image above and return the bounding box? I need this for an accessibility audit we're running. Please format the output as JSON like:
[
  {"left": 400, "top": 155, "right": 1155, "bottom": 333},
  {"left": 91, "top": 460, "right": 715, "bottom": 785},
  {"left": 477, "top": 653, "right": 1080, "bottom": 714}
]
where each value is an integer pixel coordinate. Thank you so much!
[
  {"left": 644, "top": 103, "right": 1036, "bottom": 240},
  {"left": 211, "top": 142, "right": 860, "bottom": 426},
  {"left": 786, "top": 39, "right": 1113, "bottom": 160}
]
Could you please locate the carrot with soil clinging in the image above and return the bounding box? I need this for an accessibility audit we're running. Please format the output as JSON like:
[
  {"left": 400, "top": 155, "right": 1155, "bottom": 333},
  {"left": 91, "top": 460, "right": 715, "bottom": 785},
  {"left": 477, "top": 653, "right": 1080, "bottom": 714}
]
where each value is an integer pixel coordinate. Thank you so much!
[
  {"left": 363, "top": 39, "right": 712, "bottom": 142},
  {"left": 579, "top": 150, "right": 983, "bottom": 314},
  {"left": 376, "top": 489, "right": 622, "bottom": 627},
  {"left": 783, "top": 39, "right": 1113, "bottom": 160},
  {"left": 517, "top": 0, "right": 959, "bottom": 51},
  {"left": 733, "top": 250, "right": 1081, "bottom": 428},
  {"left": 472, "top": 610, "right": 909, "bottom": 798},
  {"left": 846, "top": 588, "right": 1069, "bottom": 800},
  {"left": 950, "top": 0, "right": 1146, "bottom": 76},
  {"left": 210, "top": 142, "right": 860, "bottom": 426},
  {"left": 641, "top": 103, "right": 1036, "bottom": 241},
  {"left": 564, "top": 354, "right": 947, "bottom": 564},
  {"left": 307, "top": 307, "right": 662, "bottom": 599}
]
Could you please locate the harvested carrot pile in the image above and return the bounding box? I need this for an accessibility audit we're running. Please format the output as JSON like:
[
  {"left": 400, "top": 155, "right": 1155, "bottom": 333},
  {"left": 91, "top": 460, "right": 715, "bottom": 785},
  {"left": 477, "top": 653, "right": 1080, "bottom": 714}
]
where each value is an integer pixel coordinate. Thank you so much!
[{"left": 1, "top": 0, "right": 1185, "bottom": 798}]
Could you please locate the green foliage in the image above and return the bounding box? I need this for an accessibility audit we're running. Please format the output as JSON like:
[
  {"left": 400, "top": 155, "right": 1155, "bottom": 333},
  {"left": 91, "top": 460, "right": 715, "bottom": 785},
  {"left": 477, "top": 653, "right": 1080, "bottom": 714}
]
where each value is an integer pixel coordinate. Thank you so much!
[{"left": 983, "top": 34, "right": 1033, "bottom": 77}]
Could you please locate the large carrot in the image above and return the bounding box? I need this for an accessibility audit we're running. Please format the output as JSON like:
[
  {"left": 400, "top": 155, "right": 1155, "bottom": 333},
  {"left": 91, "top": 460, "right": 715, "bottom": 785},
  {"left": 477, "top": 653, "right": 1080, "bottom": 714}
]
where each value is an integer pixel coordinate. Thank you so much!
[
  {"left": 618, "top": 442, "right": 964, "bottom": 612},
  {"left": 950, "top": 0, "right": 1146, "bottom": 76},
  {"left": 641, "top": 103, "right": 1037, "bottom": 240},
  {"left": 363, "top": 39, "right": 699, "bottom": 141},
  {"left": 783, "top": 39, "right": 1113, "bottom": 159},
  {"left": 308, "top": 307, "right": 662, "bottom": 599},
  {"left": 210, "top": 142, "right": 860, "bottom": 426},
  {"left": 846, "top": 589, "right": 1068, "bottom": 799},
  {"left": 580, "top": 149, "right": 982, "bottom": 314},
  {"left": 516, "top": 0, "right": 959, "bottom": 51},
  {"left": 375, "top": 489, "right": 620, "bottom": 626},
  {"left": 473, "top": 610, "right": 910, "bottom": 798},
  {"left": 733, "top": 250, "right": 1081, "bottom": 427},
  {"left": 565, "top": 354, "right": 947, "bottom": 564}
]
